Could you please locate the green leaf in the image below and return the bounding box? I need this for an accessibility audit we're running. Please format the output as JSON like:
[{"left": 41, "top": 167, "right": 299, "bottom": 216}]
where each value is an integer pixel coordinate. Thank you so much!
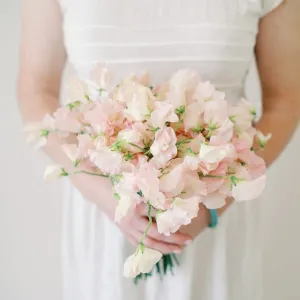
[{"left": 114, "top": 193, "right": 120, "bottom": 201}]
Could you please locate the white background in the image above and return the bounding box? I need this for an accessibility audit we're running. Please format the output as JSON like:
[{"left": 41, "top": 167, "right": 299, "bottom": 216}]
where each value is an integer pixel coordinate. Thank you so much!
[{"left": 0, "top": 1, "right": 299, "bottom": 299}]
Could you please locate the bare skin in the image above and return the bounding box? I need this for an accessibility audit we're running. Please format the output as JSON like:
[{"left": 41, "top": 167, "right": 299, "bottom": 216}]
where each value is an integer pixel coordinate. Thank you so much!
[{"left": 18, "top": 0, "right": 300, "bottom": 251}]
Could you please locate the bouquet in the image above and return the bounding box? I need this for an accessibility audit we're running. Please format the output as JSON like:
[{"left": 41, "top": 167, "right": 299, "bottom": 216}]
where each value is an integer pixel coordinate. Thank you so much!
[{"left": 25, "top": 67, "right": 270, "bottom": 282}]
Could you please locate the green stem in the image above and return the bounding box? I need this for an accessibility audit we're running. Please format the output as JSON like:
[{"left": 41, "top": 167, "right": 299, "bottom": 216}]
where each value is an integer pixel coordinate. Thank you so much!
[
  {"left": 128, "top": 143, "right": 145, "bottom": 152},
  {"left": 73, "top": 170, "right": 109, "bottom": 178},
  {"left": 199, "top": 174, "right": 228, "bottom": 179},
  {"left": 139, "top": 203, "right": 152, "bottom": 245}
]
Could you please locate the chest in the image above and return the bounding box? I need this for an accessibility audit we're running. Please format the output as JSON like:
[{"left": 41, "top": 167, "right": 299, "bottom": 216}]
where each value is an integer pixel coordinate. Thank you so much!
[{"left": 60, "top": 0, "right": 263, "bottom": 96}]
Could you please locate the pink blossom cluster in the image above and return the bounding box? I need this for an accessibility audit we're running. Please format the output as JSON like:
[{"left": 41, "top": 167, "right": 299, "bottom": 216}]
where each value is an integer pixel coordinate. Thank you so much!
[{"left": 25, "top": 67, "right": 270, "bottom": 278}]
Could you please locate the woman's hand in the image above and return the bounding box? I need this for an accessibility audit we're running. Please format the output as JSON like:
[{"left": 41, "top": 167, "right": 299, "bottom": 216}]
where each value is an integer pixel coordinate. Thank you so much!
[
  {"left": 180, "top": 198, "right": 233, "bottom": 239},
  {"left": 71, "top": 174, "right": 192, "bottom": 254},
  {"left": 119, "top": 204, "right": 192, "bottom": 254}
]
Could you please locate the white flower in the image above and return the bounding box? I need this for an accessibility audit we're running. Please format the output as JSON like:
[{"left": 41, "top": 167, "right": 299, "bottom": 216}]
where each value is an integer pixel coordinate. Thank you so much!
[
  {"left": 123, "top": 247, "right": 162, "bottom": 278},
  {"left": 43, "top": 165, "right": 66, "bottom": 182},
  {"left": 256, "top": 131, "right": 272, "bottom": 148},
  {"left": 24, "top": 123, "right": 48, "bottom": 149},
  {"left": 156, "top": 196, "right": 200, "bottom": 236},
  {"left": 168, "top": 69, "right": 200, "bottom": 108}
]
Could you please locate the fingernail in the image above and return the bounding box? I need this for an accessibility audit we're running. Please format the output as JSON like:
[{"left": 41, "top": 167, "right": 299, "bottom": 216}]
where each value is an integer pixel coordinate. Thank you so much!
[
  {"left": 184, "top": 240, "right": 192, "bottom": 246},
  {"left": 173, "top": 249, "right": 182, "bottom": 254}
]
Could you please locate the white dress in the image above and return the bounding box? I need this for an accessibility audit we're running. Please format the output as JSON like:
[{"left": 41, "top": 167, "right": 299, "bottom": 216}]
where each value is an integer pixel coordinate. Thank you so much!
[{"left": 59, "top": 0, "right": 283, "bottom": 299}]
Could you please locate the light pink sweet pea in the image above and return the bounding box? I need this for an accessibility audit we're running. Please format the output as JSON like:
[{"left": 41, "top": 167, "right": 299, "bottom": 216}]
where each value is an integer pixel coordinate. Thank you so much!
[
  {"left": 156, "top": 196, "right": 200, "bottom": 236},
  {"left": 214, "top": 118, "right": 234, "bottom": 143},
  {"left": 168, "top": 69, "right": 200, "bottom": 108},
  {"left": 65, "top": 76, "right": 89, "bottom": 104},
  {"left": 199, "top": 143, "right": 228, "bottom": 165},
  {"left": 159, "top": 162, "right": 186, "bottom": 197},
  {"left": 115, "top": 81, "right": 153, "bottom": 121},
  {"left": 89, "top": 65, "right": 113, "bottom": 91},
  {"left": 135, "top": 163, "right": 166, "bottom": 210},
  {"left": 84, "top": 99, "right": 124, "bottom": 133},
  {"left": 183, "top": 102, "right": 203, "bottom": 131},
  {"left": 150, "top": 127, "right": 177, "bottom": 168},
  {"left": 232, "top": 174, "right": 266, "bottom": 201},
  {"left": 193, "top": 81, "right": 215, "bottom": 103},
  {"left": 150, "top": 101, "right": 179, "bottom": 129},
  {"left": 117, "top": 128, "right": 145, "bottom": 153},
  {"left": 202, "top": 192, "right": 226, "bottom": 209},
  {"left": 238, "top": 150, "right": 266, "bottom": 179},
  {"left": 203, "top": 98, "right": 228, "bottom": 126},
  {"left": 229, "top": 98, "right": 256, "bottom": 131},
  {"left": 114, "top": 172, "right": 140, "bottom": 222},
  {"left": 78, "top": 134, "right": 96, "bottom": 157},
  {"left": 183, "top": 172, "right": 207, "bottom": 197},
  {"left": 201, "top": 161, "right": 227, "bottom": 193},
  {"left": 89, "top": 147, "right": 123, "bottom": 175},
  {"left": 53, "top": 106, "right": 83, "bottom": 134}
]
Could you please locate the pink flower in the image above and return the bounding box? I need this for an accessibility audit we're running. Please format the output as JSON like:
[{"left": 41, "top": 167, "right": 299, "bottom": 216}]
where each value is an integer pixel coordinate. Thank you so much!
[
  {"left": 183, "top": 172, "right": 207, "bottom": 197},
  {"left": 232, "top": 175, "right": 266, "bottom": 201},
  {"left": 167, "top": 69, "right": 200, "bottom": 108},
  {"left": 214, "top": 118, "right": 234, "bottom": 143},
  {"left": 201, "top": 162, "right": 227, "bottom": 193},
  {"left": 150, "top": 101, "right": 179, "bottom": 128},
  {"left": 193, "top": 81, "right": 216, "bottom": 103},
  {"left": 203, "top": 98, "right": 228, "bottom": 126},
  {"left": 199, "top": 143, "right": 228, "bottom": 165},
  {"left": 159, "top": 163, "right": 186, "bottom": 197},
  {"left": 135, "top": 163, "right": 166, "bottom": 209},
  {"left": 183, "top": 102, "right": 204, "bottom": 131},
  {"left": 54, "top": 107, "right": 83, "bottom": 133},
  {"left": 238, "top": 127, "right": 256, "bottom": 147},
  {"left": 229, "top": 98, "right": 256, "bottom": 131},
  {"left": 202, "top": 192, "right": 226, "bottom": 209},
  {"left": 84, "top": 99, "right": 124, "bottom": 133},
  {"left": 150, "top": 127, "right": 177, "bottom": 168},
  {"left": 114, "top": 81, "right": 153, "bottom": 121},
  {"left": 78, "top": 134, "right": 96, "bottom": 157},
  {"left": 89, "top": 147, "right": 123, "bottom": 175},
  {"left": 117, "top": 128, "right": 145, "bottom": 153},
  {"left": 114, "top": 172, "right": 140, "bottom": 222},
  {"left": 156, "top": 196, "right": 200, "bottom": 236},
  {"left": 238, "top": 150, "right": 266, "bottom": 179}
]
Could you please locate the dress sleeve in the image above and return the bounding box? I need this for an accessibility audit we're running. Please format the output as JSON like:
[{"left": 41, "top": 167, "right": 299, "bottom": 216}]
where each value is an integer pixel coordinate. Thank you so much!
[{"left": 261, "top": 0, "right": 284, "bottom": 17}]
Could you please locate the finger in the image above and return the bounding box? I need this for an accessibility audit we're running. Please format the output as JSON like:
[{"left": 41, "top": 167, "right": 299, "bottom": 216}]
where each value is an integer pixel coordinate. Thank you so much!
[
  {"left": 135, "top": 204, "right": 156, "bottom": 217},
  {"left": 136, "top": 217, "right": 192, "bottom": 246},
  {"left": 139, "top": 235, "right": 183, "bottom": 255}
]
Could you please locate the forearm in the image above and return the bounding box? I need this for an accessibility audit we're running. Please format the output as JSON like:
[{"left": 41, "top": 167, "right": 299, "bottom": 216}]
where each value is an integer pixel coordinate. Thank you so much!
[
  {"left": 19, "top": 91, "right": 75, "bottom": 171},
  {"left": 19, "top": 91, "right": 114, "bottom": 213},
  {"left": 218, "top": 102, "right": 299, "bottom": 217},
  {"left": 254, "top": 106, "right": 299, "bottom": 167}
]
